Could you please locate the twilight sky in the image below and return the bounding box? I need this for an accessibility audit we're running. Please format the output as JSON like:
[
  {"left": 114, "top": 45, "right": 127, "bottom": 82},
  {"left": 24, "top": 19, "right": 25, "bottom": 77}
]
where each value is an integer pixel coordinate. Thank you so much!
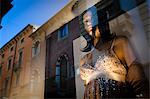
[{"left": 0, "top": 0, "right": 70, "bottom": 48}]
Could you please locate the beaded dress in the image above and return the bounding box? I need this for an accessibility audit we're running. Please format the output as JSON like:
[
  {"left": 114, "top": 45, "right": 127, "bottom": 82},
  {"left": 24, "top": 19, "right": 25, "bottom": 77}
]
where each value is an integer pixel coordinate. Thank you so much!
[{"left": 80, "top": 39, "right": 131, "bottom": 98}]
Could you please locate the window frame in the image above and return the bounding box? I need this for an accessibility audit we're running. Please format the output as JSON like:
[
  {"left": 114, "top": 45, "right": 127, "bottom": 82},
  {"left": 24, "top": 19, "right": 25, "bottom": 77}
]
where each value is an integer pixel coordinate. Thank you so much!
[
  {"left": 58, "top": 24, "right": 69, "bottom": 41},
  {"left": 18, "top": 38, "right": 24, "bottom": 46},
  {"left": 18, "top": 48, "right": 23, "bottom": 67},
  {"left": 7, "top": 56, "right": 13, "bottom": 71},
  {"left": 32, "top": 40, "right": 41, "bottom": 58},
  {"left": 21, "top": 38, "right": 24, "bottom": 44},
  {"left": 2, "top": 54, "right": 5, "bottom": 59},
  {"left": 10, "top": 46, "right": 14, "bottom": 52},
  {"left": 0, "top": 66, "right": 2, "bottom": 77}
]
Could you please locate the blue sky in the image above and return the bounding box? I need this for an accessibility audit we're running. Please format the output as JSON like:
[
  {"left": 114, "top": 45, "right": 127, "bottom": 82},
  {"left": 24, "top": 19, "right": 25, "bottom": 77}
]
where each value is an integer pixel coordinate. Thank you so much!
[{"left": 0, "top": 0, "right": 70, "bottom": 48}]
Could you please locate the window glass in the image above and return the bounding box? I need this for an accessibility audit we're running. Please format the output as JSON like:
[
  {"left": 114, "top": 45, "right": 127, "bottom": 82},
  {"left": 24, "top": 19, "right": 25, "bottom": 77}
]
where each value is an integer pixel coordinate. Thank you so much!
[
  {"left": 2, "top": 54, "right": 5, "bottom": 59},
  {"left": 18, "top": 51, "right": 23, "bottom": 67},
  {"left": 58, "top": 24, "right": 69, "bottom": 40},
  {"left": 8, "top": 58, "right": 12, "bottom": 70},
  {"left": 32, "top": 41, "right": 40, "bottom": 57},
  {"left": 10, "top": 46, "right": 14, "bottom": 52},
  {"left": 0, "top": 66, "right": 2, "bottom": 76},
  {"left": 21, "top": 38, "right": 24, "bottom": 43}
]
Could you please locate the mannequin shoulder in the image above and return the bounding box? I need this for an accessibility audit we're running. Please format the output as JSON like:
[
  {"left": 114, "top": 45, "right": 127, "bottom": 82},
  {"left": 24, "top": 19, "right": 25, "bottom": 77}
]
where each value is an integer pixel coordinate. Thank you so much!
[
  {"left": 113, "top": 36, "right": 129, "bottom": 46},
  {"left": 80, "top": 52, "right": 92, "bottom": 65},
  {"left": 113, "top": 36, "right": 136, "bottom": 66},
  {"left": 112, "top": 36, "right": 129, "bottom": 54}
]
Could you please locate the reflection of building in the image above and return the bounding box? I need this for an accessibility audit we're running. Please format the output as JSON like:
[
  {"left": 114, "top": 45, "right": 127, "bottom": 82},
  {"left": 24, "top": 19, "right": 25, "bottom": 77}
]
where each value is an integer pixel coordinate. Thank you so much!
[
  {"left": 29, "top": 25, "right": 46, "bottom": 99},
  {"left": 109, "top": 1, "right": 150, "bottom": 78},
  {"left": 0, "top": 0, "right": 13, "bottom": 29},
  {"left": 0, "top": 0, "right": 149, "bottom": 99},
  {"left": 44, "top": 1, "right": 80, "bottom": 98},
  {"left": 0, "top": 24, "right": 38, "bottom": 99},
  {"left": 72, "top": 0, "right": 149, "bottom": 99},
  {"left": 45, "top": 17, "right": 80, "bottom": 98}
]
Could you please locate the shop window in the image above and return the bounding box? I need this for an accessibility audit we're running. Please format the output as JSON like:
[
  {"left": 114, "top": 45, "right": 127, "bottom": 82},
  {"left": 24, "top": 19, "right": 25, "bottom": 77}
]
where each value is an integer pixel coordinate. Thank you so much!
[{"left": 58, "top": 24, "right": 69, "bottom": 40}]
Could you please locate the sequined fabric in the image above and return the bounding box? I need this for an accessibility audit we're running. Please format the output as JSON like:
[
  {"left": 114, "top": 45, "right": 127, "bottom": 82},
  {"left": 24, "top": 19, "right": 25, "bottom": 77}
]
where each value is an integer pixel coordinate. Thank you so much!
[
  {"left": 80, "top": 48, "right": 129, "bottom": 98},
  {"left": 84, "top": 78, "right": 130, "bottom": 99}
]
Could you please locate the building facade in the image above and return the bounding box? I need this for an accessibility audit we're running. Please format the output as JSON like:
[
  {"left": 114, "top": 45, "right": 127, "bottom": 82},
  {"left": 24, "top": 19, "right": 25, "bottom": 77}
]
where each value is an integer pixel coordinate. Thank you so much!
[
  {"left": 0, "top": 24, "right": 39, "bottom": 99},
  {"left": 29, "top": 25, "right": 46, "bottom": 99},
  {"left": 0, "top": 0, "right": 149, "bottom": 99},
  {"left": 45, "top": 17, "right": 80, "bottom": 98}
]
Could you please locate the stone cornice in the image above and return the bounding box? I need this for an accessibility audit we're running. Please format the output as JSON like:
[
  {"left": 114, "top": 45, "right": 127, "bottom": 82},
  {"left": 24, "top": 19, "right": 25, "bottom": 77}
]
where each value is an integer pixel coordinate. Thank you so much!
[
  {"left": 22, "top": 0, "right": 103, "bottom": 47},
  {"left": 0, "top": 24, "right": 34, "bottom": 53},
  {"left": 31, "top": 0, "right": 101, "bottom": 39},
  {"left": 29, "top": 27, "right": 46, "bottom": 42}
]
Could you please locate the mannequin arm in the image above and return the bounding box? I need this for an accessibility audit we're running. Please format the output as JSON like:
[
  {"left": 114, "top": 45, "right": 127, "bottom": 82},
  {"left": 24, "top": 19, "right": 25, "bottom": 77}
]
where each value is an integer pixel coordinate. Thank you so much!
[{"left": 113, "top": 36, "right": 149, "bottom": 98}]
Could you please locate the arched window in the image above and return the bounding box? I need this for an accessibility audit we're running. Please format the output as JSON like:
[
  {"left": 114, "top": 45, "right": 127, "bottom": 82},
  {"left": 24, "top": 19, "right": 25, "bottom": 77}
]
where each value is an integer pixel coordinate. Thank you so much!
[
  {"left": 55, "top": 54, "right": 69, "bottom": 96},
  {"left": 60, "top": 56, "right": 67, "bottom": 89},
  {"left": 32, "top": 41, "right": 40, "bottom": 57}
]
